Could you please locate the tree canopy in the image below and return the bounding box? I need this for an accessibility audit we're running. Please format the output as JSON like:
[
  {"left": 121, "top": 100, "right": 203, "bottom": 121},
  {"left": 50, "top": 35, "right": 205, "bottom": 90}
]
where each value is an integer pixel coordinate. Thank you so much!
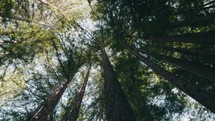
[{"left": 0, "top": 0, "right": 215, "bottom": 120}]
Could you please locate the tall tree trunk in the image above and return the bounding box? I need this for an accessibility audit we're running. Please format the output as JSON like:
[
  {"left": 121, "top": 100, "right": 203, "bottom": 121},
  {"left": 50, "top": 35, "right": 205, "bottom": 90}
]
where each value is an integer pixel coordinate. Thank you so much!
[
  {"left": 123, "top": 71, "right": 154, "bottom": 121},
  {"left": 169, "top": 1, "right": 215, "bottom": 16},
  {"left": 28, "top": 78, "right": 72, "bottom": 121},
  {"left": 162, "top": 46, "right": 215, "bottom": 59},
  {"left": 28, "top": 62, "right": 81, "bottom": 121},
  {"left": 136, "top": 95, "right": 154, "bottom": 121},
  {"left": 0, "top": 11, "right": 53, "bottom": 28},
  {"left": 123, "top": 44, "right": 215, "bottom": 113},
  {"left": 143, "top": 45, "right": 215, "bottom": 64},
  {"left": 168, "top": 14, "right": 215, "bottom": 29},
  {"left": 0, "top": 11, "right": 31, "bottom": 22},
  {"left": 99, "top": 107, "right": 103, "bottom": 121},
  {"left": 142, "top": 45, "right": 215, "bottom": 65},
  {"left": 162, "top": 46, "right": 215, "bottom": 65},
  {"left": 61, "top": 68, "right": 90, "bottom": 121},
  {"left": 148, "top": 30, "right": 215, "bottom": 44},
  {"left": 142, "top": 51, "right": 215, "bottom": 82},
  {"left": 127, "top": 82, "right": 154, "bottom": 121},
  {"left": 100, "top": 47, "right": 137, "bottom": 121}
]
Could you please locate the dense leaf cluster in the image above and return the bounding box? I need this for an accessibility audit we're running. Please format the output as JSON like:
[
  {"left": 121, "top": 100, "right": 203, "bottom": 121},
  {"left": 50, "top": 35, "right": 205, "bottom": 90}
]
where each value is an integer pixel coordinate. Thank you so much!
[{"left": 0, "top": 0, "right": 215, "bottom": 120}]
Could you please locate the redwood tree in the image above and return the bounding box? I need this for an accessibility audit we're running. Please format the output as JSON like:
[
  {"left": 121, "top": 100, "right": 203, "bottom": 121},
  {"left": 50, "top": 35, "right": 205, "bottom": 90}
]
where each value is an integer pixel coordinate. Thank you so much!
[
  {"left": 100, "top": 47, "right": 137, "bottom": 121},
  {"left": 61, "top": 67, "right": 90, "bottom": 121},
  {"left": 123, "top": 44, "right": 215, "bottom": 113}
]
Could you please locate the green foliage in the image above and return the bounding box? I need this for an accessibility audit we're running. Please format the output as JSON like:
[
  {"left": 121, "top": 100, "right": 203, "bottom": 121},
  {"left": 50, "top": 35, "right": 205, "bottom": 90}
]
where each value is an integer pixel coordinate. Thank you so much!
[
  {"left": 1, "top": 0, "right": 215, "bottom": 120},
  {"left": 0, "top": 0, "right": 13, "bottom": 22}
]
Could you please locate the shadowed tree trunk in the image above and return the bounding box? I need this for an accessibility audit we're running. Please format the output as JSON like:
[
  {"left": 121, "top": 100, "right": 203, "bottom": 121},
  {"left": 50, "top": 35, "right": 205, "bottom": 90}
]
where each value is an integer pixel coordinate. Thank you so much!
[
  {"left": 168, "top": 14, "right": 215, "bottom": 29},
  {"left": 123, "top": 44, "right": 215, "bottom": 113},
  {"left": 141, "top": 45, "right": 215, "bottom": 66},
  {"left": 28, "top": 68, "right": 80, "bottom": 121},
  {"left": 162, "top": 46, "right": 215, "bottom": 65},
  {"left": 27, "top": 57, "right": 82, "bottom": 121},
  {"left": 99, "top": 107, "right": 103, "bottom": 121},
  {"left": 0, "top": 11, "right": 31, "bottom": 22},
  {"left": 28, "top": 79, "right": 73, "bottom": 121},
  {"left": 162, "top": 47, "right": 215, "bottom": 59},
  {"left": 0, "top": 12, "right": 53, "bottom": 28},
  {"left": 141, "top": 51, "right": 215, "bottom": 82},
  {"left": 126, "top": 80, "right": 154, "bottom": 121},
  {"left": 148, "top": 30, "right": 215, "bottom": 44},
  {"left": 137, "top": 96, "right": 154, "bottom": 121},
  {"left": 61, "top": 68, "right": 90, "bottom": 121},
  {"left": 142, "top": 45, "right": 215, "bottom": 62},
  {"left": 169, "top": 1, "right": 215, "bottom": 17},
  {"left": 100, "top": 47, "right": 137, "bottom": 121}
]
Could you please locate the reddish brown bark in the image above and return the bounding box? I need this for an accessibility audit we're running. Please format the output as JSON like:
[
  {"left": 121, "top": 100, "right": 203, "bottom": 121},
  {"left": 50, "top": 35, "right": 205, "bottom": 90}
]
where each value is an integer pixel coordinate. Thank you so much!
[
  {"left": 148, "top": 30, "right": 215, "bottom": 44},
  {"left": 101, "top": 47, "right": 137, "bottom": 121},
  {"left": 61, "top": 68, "right": 90, "bottom": 121},
  {"left": 28, "top": 79, "right": 71, "bottom": 121},
  {"left": 28, "top": 62, "right": 81, "bottom": 121},
  {"left": 143, "top": 51, "right": 215, "bottom": 82},
  {"left": 124, "top": 44, "right": 215, "bottom": 113}
]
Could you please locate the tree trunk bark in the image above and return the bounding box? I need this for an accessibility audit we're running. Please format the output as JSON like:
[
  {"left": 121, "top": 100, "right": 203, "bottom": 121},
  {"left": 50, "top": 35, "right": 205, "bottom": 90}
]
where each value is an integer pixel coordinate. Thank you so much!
[
  {"left": 0, "top": 11, "right": 53, "bottom": 28},
  {"left": 162, "top": 46, "right": 215, "bottom": 65},
  {"left": 0, "top": 11, "right": 31, "bottom": 22},
  {"left": 123, "top": 44, "right": 215, "bottom": 113},
  {"left": 168, "top": 14, "right": 215, "bottom": 29},
  {"left": 163, "top": 47, "right": 215, "bottom": 59},
  {"left": 148, "top": 30, "right": 215, "bottom": 44},
  {"left": 143, "top": 51, "right": 215, "bottom": 82},
  {"left": 61, "top": 68, "right": 90, "bottom": 121},
  {"left": 28, "top": 61, "right": 81, "bottom": 121},
  {"left": 99, "top": 107, "right": 103, "bottom": 121},
  {"left": 100, "top": 47, "right": 137, "bottom": 121},
  {"left": 28, "top": 78, "right": 71, "bottom": 121},
  {"left": 128, "top": 83, "right": 154, "bottom": 121},
  {"left": 143, "top": 45, "right": 215, "bottom": 64}
]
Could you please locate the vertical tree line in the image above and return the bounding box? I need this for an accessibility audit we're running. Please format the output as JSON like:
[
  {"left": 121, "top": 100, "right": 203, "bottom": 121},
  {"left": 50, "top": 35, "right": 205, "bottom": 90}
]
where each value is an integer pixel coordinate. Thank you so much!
[{"left": 0, "top": 0, "right": 215, "bottom": 120}]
